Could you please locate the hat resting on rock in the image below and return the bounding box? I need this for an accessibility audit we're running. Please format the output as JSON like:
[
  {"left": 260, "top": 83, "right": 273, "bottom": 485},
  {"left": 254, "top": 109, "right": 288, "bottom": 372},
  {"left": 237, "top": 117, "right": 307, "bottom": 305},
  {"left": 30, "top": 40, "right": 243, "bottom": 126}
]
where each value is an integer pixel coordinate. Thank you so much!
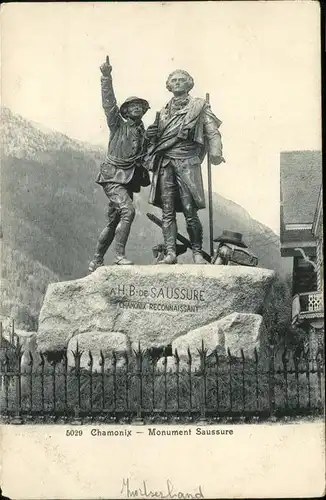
[
  {"left": 120, "top": 96, "right": 150, "bottom": 118},
  {"left": 214, "top": 230, "right": 248, "bottom": 248}
]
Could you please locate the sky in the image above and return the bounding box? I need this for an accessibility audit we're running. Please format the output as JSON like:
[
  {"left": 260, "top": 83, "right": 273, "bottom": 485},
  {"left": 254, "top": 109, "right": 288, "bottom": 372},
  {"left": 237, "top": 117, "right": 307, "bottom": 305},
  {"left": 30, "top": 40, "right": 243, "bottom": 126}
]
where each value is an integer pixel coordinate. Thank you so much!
[{"left": 1, "top": 1, "right": 322, "bottom": 234}]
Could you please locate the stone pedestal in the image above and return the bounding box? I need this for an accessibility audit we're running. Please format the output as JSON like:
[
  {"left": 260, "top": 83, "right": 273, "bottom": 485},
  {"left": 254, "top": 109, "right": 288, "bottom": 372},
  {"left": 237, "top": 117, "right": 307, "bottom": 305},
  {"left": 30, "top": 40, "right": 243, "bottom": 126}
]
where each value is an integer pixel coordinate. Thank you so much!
[{"left": 36, "top": 265, "right": 275, "bottom": 357}]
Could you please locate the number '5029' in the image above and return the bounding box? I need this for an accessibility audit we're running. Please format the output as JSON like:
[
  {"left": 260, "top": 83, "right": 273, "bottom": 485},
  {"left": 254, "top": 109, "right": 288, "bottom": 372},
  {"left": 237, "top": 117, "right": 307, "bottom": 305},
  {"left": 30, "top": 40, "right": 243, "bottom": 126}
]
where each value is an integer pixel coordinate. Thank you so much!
[{"left": 66, "top": 429, "right": 83, "bottom": 436}]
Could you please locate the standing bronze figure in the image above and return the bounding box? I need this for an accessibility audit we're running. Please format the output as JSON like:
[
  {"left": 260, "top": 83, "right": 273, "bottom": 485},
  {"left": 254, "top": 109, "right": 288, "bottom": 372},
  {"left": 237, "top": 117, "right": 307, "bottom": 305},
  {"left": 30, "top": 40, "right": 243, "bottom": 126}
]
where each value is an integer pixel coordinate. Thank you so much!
[
  {"left": 89, "top": 56, "right": 150, "bottom": 271},
  {"left": 145, "top": 70, "right": 224, "bottom": 264}
]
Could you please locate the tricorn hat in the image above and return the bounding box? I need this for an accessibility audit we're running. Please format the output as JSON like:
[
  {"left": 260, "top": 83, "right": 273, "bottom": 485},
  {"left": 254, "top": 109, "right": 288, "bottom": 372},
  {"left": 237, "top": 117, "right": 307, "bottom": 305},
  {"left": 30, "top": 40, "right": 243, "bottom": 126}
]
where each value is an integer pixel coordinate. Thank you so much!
[
  {"left": 120, "top": 96, "right": 150, "bottom": 118},
  {"left": 214, "top": 230, "right": 248, "bottom": 248}
]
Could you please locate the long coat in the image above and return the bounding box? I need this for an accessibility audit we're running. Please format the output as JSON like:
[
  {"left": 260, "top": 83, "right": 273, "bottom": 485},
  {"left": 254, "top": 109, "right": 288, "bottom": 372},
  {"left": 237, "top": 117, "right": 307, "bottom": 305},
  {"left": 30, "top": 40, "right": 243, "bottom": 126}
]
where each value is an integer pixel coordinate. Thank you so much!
[{"left": 145, "top": 96, "right": 223, "bottom": 211}]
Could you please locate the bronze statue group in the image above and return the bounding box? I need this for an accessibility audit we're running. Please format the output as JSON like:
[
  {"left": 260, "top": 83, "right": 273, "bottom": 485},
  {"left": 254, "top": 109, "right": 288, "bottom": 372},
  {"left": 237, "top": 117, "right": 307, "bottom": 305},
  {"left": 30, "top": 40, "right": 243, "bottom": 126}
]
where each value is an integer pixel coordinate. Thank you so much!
[{"left": 89, "top": 56, "right": 256, "bottom": 271}]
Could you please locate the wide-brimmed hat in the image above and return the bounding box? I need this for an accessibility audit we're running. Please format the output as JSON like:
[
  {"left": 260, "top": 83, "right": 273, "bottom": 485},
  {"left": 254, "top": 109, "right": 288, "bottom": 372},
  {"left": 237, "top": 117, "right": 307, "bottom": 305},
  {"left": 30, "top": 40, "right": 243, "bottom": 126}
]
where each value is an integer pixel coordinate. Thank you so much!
[
  {"left": 214, "top": 230, "right": 248, "bottom": 248},
  {"left": 120, "top": 96, "right": 150, "bottom": 118}
]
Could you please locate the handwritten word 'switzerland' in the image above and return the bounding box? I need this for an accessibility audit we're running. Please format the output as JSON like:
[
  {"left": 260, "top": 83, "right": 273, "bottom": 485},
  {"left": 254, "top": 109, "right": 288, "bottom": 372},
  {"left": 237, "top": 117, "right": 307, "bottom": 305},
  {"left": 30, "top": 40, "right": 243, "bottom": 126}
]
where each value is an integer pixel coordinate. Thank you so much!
[{"left": 120, "top": 478, "right": 204, "bottom": 499}]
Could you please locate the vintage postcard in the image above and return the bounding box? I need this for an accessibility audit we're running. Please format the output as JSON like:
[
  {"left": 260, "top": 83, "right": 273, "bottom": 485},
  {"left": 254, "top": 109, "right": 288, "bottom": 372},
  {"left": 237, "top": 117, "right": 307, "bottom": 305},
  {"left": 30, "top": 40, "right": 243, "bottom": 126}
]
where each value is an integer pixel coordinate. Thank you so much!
[{"left": 0, "top": 1, "right": 324, "bottom": 499}]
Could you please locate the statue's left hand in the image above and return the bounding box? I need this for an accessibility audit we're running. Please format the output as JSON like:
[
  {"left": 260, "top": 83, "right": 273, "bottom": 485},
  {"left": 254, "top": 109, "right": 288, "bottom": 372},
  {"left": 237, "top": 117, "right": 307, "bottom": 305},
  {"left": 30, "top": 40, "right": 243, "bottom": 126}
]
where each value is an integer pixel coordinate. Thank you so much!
[
  {"left": 211, "top": 155, "right": 225, "bottom": 165},
  {"left": 146, "top": 124, "right": 159, "bottom": 139}
]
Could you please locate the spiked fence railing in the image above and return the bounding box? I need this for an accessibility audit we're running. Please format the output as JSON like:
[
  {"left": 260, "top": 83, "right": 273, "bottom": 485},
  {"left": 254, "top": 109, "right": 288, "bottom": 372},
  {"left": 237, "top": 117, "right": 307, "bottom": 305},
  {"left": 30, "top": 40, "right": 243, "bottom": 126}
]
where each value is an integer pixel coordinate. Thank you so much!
[{"left": 0, "top": 326, "right": 324, "bottom": 423}]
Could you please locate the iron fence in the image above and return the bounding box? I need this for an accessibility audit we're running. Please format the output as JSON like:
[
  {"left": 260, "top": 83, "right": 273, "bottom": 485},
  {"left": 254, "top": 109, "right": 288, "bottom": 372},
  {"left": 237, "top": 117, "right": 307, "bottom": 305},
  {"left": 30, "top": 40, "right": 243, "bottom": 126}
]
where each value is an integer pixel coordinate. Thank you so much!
[{"left": 0, "top": 328, "right": 324, "bottom": 424}]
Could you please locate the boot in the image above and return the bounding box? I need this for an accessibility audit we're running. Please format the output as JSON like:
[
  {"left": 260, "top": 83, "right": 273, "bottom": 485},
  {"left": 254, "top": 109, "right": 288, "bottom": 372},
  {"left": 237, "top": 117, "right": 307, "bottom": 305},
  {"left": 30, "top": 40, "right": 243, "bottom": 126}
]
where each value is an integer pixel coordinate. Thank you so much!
[
  {"left": 192, "top": 252, "right": 207, "bottom": 265},
  {"left": 114, "top": 222, "right": 135, "bottom": 265},
  {"left": 187, "top": 221, "right": 207, "bottom": 265},
  {"left": 88, "top": 224, "right": 116, "bottom": 273},
  {"left": 115, "top": 255, "right": 134, "bottom": 265},
  {"left": 161, "top": 252, "right": 177, "bottom": 264},
  {"left": 161, "top": 222, "right": 177, "bottom": 264},
  {"left": 88, "top": 255, "right": 104, "bottom": 273}
]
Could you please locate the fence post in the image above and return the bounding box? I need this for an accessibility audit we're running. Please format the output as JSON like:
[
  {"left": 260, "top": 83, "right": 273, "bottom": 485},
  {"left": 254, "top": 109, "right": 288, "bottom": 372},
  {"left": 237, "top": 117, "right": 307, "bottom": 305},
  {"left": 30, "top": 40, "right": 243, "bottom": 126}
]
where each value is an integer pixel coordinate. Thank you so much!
[
  {"left": 198, "top": 340, "right": 208, "bottom": 424},
  {"left": 175, "top": 349, "right": 180, "bottom": 419},
  {"left": 99, "top": 350, "right": 105, "bottom": 413},
  {"left": 214, "top": 349, "right": 219, "bottom": 416},
  {"left": 124, "top": 351, "right": 129, "bottom": 415},
  {"left": 10, "top": 319, "right": 15, "bottom": 345},
  {"left": 254, "top": 348, "right": 259, "bottom": 414},
  {"left": 134, "top": 342, "right": 144, "bottom": 425},
  {"left": 50, "top": 359, "right": 57, "bottom": 420},
  {"left": 12, "top": 336, "right": 23, "bottom": 424},
  {"left": 111, "top": 351, "right": 117, "bottom": 422},
  {"left": 305, "top": 345, "right": 311, "bottom": 411},
  {"left": 3, "top": 352, "right": 10, "bottom": 417},
  {"left": 227, "top": 348, "right": 233, "bottom": 416},
  {"left": 187, "top": 347, "right": 192, "bottom": 417},
  {"left": 293, "top": 350, "right": 301, "bottom": 413},
  {"left": 0, "top": 322, "right": 5, "bottom": 400},
  {"left": 39, "top": 352, "right": 45, "bottom": 420},
  {"left": 163, "top": 349, "right": 168, "bottom": 418},
  {"left": 71, "top": 342, "right": 83, "bottom": 425},
  {"left": 28, "top": 351, "right": 34, "bottom": 413},
  {"left": 316, "top": 351, "right": 323, "bottom": 412},
  {"left": 151, "top": 354, "right": 155, "bottom": 412},
  {"left": 268, "top": 344, "right": 276, "bottom": 420},
  {"left": 240, "top": 349, "right": 246, "bottom": 414},
  {"left": 88, "top": 351, "right": 93, "bottom": 415},
  {"left": 281, "top": 347, "right": 289, "bottom": 412},
  {"left": 62, "top": 352, "right": 68, "bottom": 416}
]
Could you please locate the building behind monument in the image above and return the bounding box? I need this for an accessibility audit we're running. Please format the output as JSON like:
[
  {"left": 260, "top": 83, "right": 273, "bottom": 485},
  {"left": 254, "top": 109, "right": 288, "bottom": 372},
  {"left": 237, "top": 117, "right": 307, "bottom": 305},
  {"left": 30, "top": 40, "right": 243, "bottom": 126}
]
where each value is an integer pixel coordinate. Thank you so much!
[{"left": 280, "top": 150, "right": 324, "bottom": 350}]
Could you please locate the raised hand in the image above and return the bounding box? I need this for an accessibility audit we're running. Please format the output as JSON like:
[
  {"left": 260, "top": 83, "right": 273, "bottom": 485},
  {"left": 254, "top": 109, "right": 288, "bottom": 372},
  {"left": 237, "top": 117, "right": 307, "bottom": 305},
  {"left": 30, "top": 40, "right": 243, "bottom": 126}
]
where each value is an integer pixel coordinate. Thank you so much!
[{"left": 100, "top": 55, "right": 112, "bottom": 76}]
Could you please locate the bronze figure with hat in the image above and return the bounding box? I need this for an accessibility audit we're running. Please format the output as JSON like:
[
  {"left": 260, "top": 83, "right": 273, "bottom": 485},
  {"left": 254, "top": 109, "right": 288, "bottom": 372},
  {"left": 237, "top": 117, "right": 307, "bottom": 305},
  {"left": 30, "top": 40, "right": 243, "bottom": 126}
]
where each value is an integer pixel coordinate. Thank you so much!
[
  {"left": 212, "top": 230, "right": 258, "bottom": 267},
  {"left": 89, "top": 56, "right": 151, "bottom": 271},
  {"left": 119, "top": 96, "right": 150, "bottom": 118},
  {"left": 214, "top": 230, "right": 248, "bottom": 248}
]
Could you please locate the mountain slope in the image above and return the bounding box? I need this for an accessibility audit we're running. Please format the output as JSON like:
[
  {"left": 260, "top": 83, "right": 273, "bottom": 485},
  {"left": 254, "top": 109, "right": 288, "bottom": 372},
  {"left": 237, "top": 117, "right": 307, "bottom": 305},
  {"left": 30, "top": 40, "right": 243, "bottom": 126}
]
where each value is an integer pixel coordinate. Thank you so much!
[{"left": 1, "top": 240, "right": 60, "bottom": 330}]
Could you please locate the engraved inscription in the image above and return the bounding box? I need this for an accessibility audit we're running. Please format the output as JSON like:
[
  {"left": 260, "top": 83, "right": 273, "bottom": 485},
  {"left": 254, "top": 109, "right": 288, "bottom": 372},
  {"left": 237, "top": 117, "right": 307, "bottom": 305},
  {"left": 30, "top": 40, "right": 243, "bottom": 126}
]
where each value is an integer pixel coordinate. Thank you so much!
[{"left": 107, "top": 284, "right": 205, "bottom": 312}]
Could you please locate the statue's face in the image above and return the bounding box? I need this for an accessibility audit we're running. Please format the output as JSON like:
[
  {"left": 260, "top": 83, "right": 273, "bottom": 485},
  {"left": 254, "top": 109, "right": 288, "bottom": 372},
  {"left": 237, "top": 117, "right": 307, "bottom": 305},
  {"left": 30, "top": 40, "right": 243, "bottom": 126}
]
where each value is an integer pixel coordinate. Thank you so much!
[
  {"left": 126, "top": 101, "right": 145, "bottom": 119},
  {"left": 168, "top": 71, "right": 190, "bottom": 95}
]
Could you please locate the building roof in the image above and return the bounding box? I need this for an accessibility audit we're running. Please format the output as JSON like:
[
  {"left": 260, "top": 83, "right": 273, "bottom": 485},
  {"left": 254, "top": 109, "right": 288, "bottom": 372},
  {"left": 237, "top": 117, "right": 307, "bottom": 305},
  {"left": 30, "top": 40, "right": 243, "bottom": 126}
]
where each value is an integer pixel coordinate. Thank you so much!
[
  {"left": 280, "top": 150, "right": 322, "bottom": 256},
  {"left": 280, "top": 150, "right": 322, "bottom": 225}
]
